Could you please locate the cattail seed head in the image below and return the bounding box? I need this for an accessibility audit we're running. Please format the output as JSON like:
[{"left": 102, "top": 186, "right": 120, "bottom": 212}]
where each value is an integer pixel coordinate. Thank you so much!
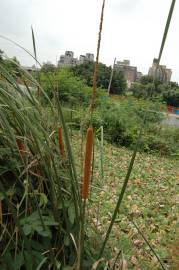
[
  {"left": 16, "top": 138, "right": 26, "bottom": 159},
  {"left": 58, "top": 127, "right": 65, "bottom": 157}
]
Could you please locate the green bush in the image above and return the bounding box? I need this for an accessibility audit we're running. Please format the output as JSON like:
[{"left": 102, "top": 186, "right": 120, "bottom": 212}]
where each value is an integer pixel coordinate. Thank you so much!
[
  {"left": 102, "top": 100, "right": 179, "bottom": 155},
  {"left": 40, "top": 69, "right": 107, "bottom": 107},
  {"left": 67, "top": 97, "right": 179, "bottom": 156},
  {"left": 142, "top": 124, "right": 179, "bottom": 155},
  {"left": 131, "top": 76, "right": 179, "bottom": 108},
  {"left": 162, "top": 88, "right": 179, "bottom": 107}
]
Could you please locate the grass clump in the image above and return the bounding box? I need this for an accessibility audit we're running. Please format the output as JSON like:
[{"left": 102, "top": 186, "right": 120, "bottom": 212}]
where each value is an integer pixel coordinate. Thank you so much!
[{"left": 0, "top": 72, "right": 83, "bottom": 269}]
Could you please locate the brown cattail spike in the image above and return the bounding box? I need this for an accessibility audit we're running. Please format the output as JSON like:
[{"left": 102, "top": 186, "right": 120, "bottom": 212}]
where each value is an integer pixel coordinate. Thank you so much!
[
  {"left": 81, "top": 127, "right": 93, "bottom": 199},
  {"left": 16, "top": 138, "right": 26, "bottom": 160},
  {"left": 58, "top": 127, "right": 65, "bottom": 156}
]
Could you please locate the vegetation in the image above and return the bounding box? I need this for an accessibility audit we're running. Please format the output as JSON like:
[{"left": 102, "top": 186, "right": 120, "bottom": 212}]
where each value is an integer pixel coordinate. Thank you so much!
[
  {"left": 0, "top": 69, "right": 84, "bottom": 269},
  {"left": 0, "top": 52, "right": 178, "bottom": 268},
  {"left": 41, "top": 62, "right": 56, "bottom": 73},
  {"left": 0, "top": 51, "right": 20, "bottom": 77},
  {"left": 72, "top": 132, "right": 179, "bottom": 269},
  {"left": 71, "top": 62, "right": 127, "bottom": 95},
  {"left": 39, "top": 69, "right": 179, "bottom": 157},
  {"left": 70, "top": 97, "right": 179, "bottom": 156},
  {"left": 162, "top": 88, "right": 179, "bottom": 107},
  {"left": 40, "top": 68, "right": 107, "bottom": 106},
  {"left": 131, "top": 75, "right": 179, "bottom": 107}
]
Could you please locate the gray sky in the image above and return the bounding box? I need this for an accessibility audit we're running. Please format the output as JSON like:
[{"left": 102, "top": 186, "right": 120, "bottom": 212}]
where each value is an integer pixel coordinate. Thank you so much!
[{"left": 0, "top": 0, "right": 179, "bottom": 82}]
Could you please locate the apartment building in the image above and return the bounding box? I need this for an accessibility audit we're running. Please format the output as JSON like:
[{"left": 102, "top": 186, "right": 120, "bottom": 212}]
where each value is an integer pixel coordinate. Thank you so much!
[
  {"left": 115, "top": 60, "right": 138, "bottom": 88},
  {"left": 148, "top": 58, "right": 172, "bottom": 82},
  {"left": 58, "top": 51, "right": 94, "bottom": 67}
]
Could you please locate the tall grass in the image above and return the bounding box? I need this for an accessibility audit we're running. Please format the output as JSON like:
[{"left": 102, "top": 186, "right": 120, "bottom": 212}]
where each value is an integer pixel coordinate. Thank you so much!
[
  {"left": 0, "top": 0, "right": 106, "bottom": 268},
  {"left": 0, "top": 59, "right": 82, "bottom": 269}
]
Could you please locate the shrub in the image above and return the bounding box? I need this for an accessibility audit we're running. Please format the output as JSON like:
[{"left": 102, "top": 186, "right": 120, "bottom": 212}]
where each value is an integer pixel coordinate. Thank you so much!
[
  {"left": 162, "top": 88, "right": 179, "bottom": 107},
  {"left": 131, "top": 76, "right": 179, "bottom": 108},
  {"left": 102, "top": 100, "right": 179, "bottom": 155},
  {"left": 71, "top": 62, "right": 127, "bottom": 95},
  {"left": 69, "top": 97, "right": 179, "bottom": 156},
  {"left": 40, "top": 69, "right": 107, "bottom": 106}
]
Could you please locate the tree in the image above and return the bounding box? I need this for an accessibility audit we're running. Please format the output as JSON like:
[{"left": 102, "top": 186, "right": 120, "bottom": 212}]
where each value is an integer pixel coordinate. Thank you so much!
[
  {"left": 71, "top": 62, "right": 126, "bottom": 95},
  {"left": 40, "top": 69, "right": 107, "bottom": 106},
  {"left": 139, "top": 75, "right": 153, "bottom": 85},
  {"left": 162, "top": 88, "right": 179, "bottom": 107},
  {"left": 41, "top": 62, "right": 56, "bottom": 73},
  {"left": 110, "top": 69, "right": 126, "bottom": 94},
  {"left": 131, "top": 75, "right": 179, "bottom": 106}
]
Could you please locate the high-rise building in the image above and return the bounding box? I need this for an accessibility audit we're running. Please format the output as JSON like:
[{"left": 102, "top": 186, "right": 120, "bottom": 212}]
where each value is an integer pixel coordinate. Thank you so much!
[
  {"left": 115, "top": 60, "right": 138, "bottom": 88},
  {"left": 85, "top": 53, "right": 94, "bottom": 62},
  {"left": 65, "top": 51, "right": 74, "bottom": 58},
  {"left": 79, "top": 55, "right": 86, "bottom": 64},
  {"left": 136, "top": 71, "right": 143, "bottom": 81},
  {"left": 148, "top": 58, "right": 172, "bottom": 82},
  {"left": 58, "top": 51, "right": 94, "bottom": 67}
]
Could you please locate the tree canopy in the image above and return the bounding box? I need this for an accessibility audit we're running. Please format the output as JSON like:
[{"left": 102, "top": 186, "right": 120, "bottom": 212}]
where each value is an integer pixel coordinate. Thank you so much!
[
  {"left": 40, "top": 69, "right": 107, "bottom": 106},
  {"left": 162, "top": 88, "right": 179, "bottom": 107},
  {"left": 131, "top": 75, "right": 179, "bottom": 107},
  {"left": 41, "top": 62, "right": 56, "bottom": 73},
  {"left": 71, "top": 62, "right": 126, "bottom": 95}
]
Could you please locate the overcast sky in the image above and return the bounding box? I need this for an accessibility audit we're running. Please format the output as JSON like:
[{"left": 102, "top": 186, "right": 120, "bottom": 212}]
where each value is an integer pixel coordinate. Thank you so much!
[{"left": 0, "top": 0, "right": 179, "bottom": 81}]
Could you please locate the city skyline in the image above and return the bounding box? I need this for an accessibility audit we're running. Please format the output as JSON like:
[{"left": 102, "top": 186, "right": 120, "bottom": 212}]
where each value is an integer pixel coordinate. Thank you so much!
[
  {"left": 56, "top": 51, "right": 172, "bottom": 86},
  {"left": 0, "top": 0, "right": 178, "bottom": 82}
]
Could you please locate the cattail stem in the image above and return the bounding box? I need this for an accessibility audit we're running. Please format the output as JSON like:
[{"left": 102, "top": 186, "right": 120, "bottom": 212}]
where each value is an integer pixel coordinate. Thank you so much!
[
  {"left": 81, "top": 127, "right": 93, "bottom": 200},
  {"left": 90, "top": 0, "right": 106, "bottom": 114},
  {"left": 58, "top": 127, "right": 65, "bottom": 157}
]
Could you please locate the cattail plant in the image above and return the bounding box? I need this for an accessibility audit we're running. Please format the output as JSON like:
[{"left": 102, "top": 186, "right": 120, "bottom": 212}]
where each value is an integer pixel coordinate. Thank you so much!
[
  {"left": 89, "top": 0, "right": 105, "bottom": 115},
  {"left": 0, "top": 44, "right": 81, "bottom": 269},
  {"left": 16, "top": 138, "right": 26, "bottom": 160},
  {"left": 58, "top": 127, "right": 65, "bottom": 157},
  {"left": 81, "top": 127, "right": 93, "bottom": 200}
]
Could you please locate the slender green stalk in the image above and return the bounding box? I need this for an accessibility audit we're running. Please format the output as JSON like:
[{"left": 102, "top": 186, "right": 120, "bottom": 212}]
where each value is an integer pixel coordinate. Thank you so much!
[
  {"left": 31, "top": 26, "right": 41, "bottom": 96},
  {"left": 77, "top": 200, "right": 86, "bottom": 270},
  {"left": 98, "top": 125, "right": 143, "bottom": 259},
  {"left": 157, "top": 0, "right": 176, "bottom": 64},
  {"left": 100, "top": 126, "right": 104, "bottom": 180},
  {"left": 128, "top": 216, "right": 167, "bottom": 270}
]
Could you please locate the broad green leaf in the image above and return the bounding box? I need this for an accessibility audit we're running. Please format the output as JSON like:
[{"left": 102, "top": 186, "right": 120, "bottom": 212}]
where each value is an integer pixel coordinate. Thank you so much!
[{"left": 23, "top": 224, "right": 32, "bottom": 235}]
